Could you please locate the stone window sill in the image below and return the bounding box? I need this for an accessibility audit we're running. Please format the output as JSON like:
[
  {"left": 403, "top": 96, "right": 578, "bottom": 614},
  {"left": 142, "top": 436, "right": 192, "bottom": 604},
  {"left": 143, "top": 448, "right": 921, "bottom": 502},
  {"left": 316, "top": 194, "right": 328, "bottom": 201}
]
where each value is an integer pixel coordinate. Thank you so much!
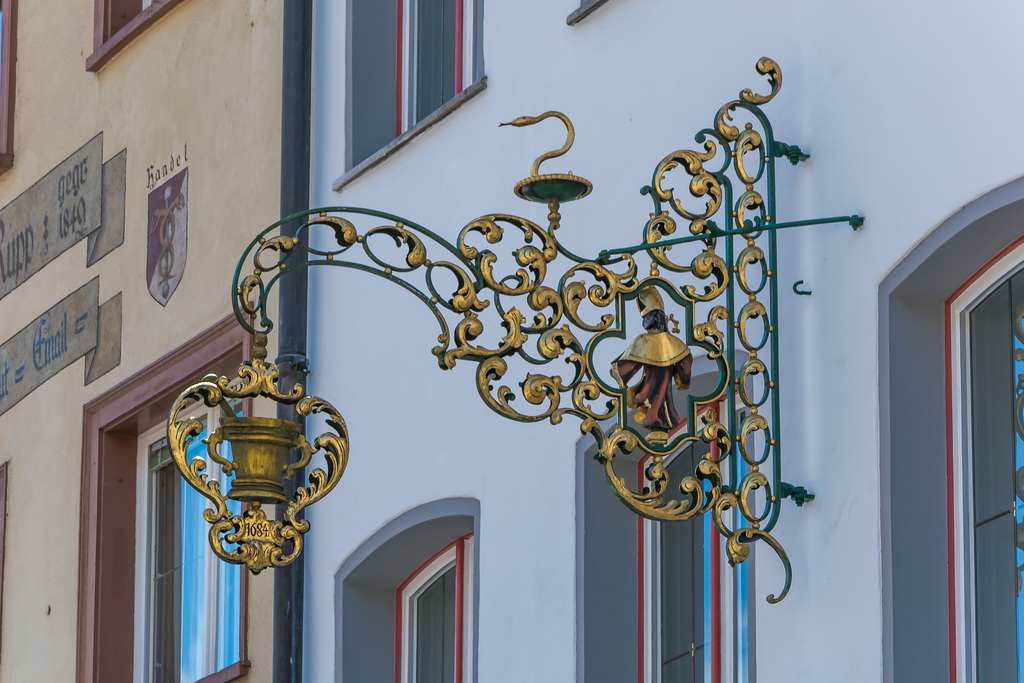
[
  {"left": 196, "top": 660, "right": 251, "bottom": 683},
  {"left": 332, "top": 77, "right": 488, "bottom": 193},
  {"left": 567, "top": 0, "right": 613, "bottom": 25}
]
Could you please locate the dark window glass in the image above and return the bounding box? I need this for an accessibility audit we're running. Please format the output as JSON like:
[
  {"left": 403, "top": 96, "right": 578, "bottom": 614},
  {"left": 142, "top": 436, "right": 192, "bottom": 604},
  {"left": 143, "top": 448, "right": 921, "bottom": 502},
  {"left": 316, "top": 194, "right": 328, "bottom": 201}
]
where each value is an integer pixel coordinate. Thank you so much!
[
  {"left": 660, "top": 442, "right": 707, "bottom": 683},
  {"left": 415, "top": 565, "right": 457, "bottom": 683},
  {"left": 348, "top": 0, "right": 478, "bottom": 170},
  {"left": 970, "top": 271, "right": 1024, "bottom": 681},
  {"left": 150, "top": 440, "right": 182, "bottom": 683},
  {"left": 350, "top": 0, "right": 398, "bottom": 168},
  {"left": 109, "top": 0, "right": 143, "bottom": 38},
  {"left": 414, "top": 0, "right": 457, "bottom": 125}
]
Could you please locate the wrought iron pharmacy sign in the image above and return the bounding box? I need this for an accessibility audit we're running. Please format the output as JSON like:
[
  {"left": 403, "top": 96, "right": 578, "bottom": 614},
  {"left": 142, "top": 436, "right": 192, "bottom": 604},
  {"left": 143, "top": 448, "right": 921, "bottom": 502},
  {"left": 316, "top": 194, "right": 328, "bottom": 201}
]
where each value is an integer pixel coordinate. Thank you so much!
[{"left": 168, "top": 58, "right": 861, "bottom": 602}]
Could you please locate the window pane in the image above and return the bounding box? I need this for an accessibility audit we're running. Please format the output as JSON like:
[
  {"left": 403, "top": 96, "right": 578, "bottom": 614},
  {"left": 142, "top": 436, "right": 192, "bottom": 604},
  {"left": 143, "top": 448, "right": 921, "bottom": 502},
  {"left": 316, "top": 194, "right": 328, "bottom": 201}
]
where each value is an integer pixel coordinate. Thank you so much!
[
  {"left": 414, "top": 0, "right": 457, "bottom": 124},
  {"left": 148, "top": 417, "right": 241, "bottom": 683},
  {"left": 1012, "top": 272, "right": 1024, "bottom": 681},
  {"left": 662, "top": 650, "right": 698, "bottom": 683},
  {"left": 661, "top": 443, "right": 707, "bottom": 681},
  {"left": 350, "top": 0, "right": 398, "bottom": 167},
  {"left": 976, "top": 514, "right": 1017, "bottom": 681},
  {"left": 735, "top": 549, "right": 754, "bottom": 683},
  {"left": 972, "top": 282, "right": 1015, "bottom": 524},
  {"left": 217, "top": 438, "right": 242, "bottom": 670},
  {"left": 180, "top": 478, "right": 207, "bottom": 682},
  {"left": 415, "top": 566, "right": 456, "bottom": 683},
  {"left": 152, "top": 569, "right": 182, "bottom": 683},
  {"left": 217, "top": 560, "right": 241, "bottom": 670},
  {"left": 151, "top": 457, "right": 181, "bottom": 683},
  {"left": 970, "top": 272, "right": 1024, "bottom": 681}
]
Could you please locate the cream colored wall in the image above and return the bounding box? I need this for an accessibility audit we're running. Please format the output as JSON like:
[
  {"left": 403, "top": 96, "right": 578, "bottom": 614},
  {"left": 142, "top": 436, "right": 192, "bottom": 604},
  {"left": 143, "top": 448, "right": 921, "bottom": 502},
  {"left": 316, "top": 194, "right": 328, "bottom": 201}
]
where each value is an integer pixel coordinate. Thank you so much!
[{"left": 0, "top": 0, "right": 281, "bottom": 680}]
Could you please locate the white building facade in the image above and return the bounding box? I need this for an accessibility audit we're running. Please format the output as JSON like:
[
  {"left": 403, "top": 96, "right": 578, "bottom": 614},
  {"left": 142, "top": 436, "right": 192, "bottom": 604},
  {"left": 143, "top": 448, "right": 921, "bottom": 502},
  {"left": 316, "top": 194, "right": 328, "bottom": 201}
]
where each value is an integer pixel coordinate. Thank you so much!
[{"left": 298, "top": 1, "right": 1024, "bottom": 681}]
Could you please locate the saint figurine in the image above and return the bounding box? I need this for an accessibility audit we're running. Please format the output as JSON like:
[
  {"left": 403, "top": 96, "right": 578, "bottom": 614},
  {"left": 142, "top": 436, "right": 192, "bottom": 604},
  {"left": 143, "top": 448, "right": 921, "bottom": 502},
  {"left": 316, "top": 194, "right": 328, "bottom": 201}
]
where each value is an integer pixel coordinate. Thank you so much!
[{"left": 611, "top": 286, "right": 692, "bottom": 444}]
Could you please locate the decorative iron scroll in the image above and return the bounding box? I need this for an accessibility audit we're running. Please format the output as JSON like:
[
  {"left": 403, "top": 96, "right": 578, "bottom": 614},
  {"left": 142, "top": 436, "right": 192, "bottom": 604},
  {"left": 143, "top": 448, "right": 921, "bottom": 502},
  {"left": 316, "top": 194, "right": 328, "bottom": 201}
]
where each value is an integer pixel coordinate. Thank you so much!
[
  {"left": 167, "top": 335, "right": 349, "bottom": 573},
  {"left": 170, "top": 58, "right": 861, "bottom": 598}
]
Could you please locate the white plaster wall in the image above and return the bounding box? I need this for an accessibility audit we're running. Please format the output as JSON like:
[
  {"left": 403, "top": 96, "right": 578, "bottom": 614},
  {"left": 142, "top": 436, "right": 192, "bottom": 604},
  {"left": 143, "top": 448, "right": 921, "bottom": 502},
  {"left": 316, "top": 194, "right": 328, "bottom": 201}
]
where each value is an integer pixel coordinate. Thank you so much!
[{"left": 306, "top": 0, "right": 1024, "bottom": 681}]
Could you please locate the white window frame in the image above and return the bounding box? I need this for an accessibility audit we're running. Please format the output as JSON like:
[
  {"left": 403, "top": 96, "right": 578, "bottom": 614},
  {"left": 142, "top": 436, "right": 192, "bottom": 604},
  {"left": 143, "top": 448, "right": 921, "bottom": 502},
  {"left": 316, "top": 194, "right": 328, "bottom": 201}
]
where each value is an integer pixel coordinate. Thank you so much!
[
  {"left": 398, "top": 0, "right": 476, "bottom": 134},
  {"left": 132, "top": 401, "right": 241, "bottom": 683},
  {"left": 397, "top": 534, "right": 475, "bottom": 683},
  {"left": 948, "top": 239, "right": 1024, "bottom": 683}
]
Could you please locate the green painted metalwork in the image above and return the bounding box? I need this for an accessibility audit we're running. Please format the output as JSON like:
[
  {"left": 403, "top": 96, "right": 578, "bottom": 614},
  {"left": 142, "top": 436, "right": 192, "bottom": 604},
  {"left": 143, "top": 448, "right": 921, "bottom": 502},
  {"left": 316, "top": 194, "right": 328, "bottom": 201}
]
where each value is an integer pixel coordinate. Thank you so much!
[
  {"left": 780, "top": 482, "right": 816, "bottom": 507},
  {"left": 792, "top": 280, "right": 812, "bottom": 296},
  {"left": 597, "top": 214, "right": 863, "bottom": 262},
  {"left": 226, "top": 58, "right": 861, "bottom": 603}
]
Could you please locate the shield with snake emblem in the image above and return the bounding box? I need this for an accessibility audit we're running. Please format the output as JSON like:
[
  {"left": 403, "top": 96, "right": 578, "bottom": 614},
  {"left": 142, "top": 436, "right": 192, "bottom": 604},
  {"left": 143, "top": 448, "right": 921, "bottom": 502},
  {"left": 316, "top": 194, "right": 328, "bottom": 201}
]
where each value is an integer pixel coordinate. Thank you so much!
[{"left": 146, "top": 168, "right": 188, "bottom": 306}]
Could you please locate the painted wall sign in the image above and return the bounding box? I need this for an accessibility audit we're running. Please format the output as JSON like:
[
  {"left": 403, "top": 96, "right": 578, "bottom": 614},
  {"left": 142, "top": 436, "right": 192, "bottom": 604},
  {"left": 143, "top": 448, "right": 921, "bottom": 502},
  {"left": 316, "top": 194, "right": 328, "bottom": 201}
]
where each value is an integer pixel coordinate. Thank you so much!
[
  {"left": 0, "top": 134, "right": 125, "bottom": 302},
  {"left": 146, "top": 167, "right": 188, "bottom": 306},
  {"left": 0, "top": 278, "right": 121, "bottom": 416},
  {"left": 90, "top": 148, "right": 127, "bottom": 267},
  {"left": 145, "top": 143, "right": 187, "bottom": 190}
]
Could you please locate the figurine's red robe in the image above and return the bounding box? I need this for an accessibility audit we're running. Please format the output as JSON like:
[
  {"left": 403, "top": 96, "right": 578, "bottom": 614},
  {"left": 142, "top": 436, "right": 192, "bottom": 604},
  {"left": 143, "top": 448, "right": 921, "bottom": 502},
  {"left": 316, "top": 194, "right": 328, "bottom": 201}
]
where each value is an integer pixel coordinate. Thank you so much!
[{"left": 613, "top": 331, "right": 692, "bottom": 431}]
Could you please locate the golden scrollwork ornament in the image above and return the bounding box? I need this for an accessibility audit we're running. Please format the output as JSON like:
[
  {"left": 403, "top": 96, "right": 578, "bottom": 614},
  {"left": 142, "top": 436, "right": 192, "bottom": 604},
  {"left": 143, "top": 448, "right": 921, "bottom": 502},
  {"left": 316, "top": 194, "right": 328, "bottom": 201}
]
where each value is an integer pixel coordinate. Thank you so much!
[
  {"left": 166, "top": 333, "right": 349, "bottom": 574},
  {"left": 167, "top": 56, "right": 864, "bottom": 602}
]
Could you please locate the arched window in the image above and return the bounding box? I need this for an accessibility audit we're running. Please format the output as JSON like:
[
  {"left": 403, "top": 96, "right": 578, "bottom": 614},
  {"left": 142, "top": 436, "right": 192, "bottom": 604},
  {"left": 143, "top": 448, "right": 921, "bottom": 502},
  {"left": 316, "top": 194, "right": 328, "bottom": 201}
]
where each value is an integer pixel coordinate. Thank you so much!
[
  {"left": 335, "top": 498, "right": 479, "bottom": 683},
  {"left": 880, "top": 179, "right": 1024, "bottom": 682},
  {"left": 396, "top": 535, "right": 474, "bottom": 683},
  {"left": 949, "top": 239, "right": 1024, "bottom": 681}
]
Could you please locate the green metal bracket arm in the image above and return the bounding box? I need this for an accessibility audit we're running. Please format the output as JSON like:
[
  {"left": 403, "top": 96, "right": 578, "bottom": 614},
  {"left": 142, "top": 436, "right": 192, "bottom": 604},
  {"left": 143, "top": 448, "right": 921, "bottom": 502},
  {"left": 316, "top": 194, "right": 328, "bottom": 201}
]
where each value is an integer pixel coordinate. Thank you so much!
[
  {"left": 773, "top": 141, "right": 810, "bottom": 165},
  {"left": 597, "top": 214, "right": 865, "bottom": 263},
  {"left": 779, "top": 482, "right": 815, "bottom": 507}
]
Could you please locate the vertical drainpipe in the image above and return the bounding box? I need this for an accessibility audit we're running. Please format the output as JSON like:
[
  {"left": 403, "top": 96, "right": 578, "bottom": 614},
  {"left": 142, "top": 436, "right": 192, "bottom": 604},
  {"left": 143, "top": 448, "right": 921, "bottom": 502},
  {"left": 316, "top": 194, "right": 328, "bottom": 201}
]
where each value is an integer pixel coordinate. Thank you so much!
[{"left": 275, "top": 0, "right": 313, "bottom": 682}]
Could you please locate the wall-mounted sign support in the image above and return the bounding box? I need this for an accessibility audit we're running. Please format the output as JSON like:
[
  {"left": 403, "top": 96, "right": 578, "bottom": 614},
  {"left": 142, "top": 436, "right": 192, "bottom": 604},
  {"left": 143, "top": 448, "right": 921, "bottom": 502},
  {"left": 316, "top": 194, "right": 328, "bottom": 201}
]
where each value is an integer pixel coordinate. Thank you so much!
[{"left": 167, "top": 58, "right": 860, "bottom": 602}]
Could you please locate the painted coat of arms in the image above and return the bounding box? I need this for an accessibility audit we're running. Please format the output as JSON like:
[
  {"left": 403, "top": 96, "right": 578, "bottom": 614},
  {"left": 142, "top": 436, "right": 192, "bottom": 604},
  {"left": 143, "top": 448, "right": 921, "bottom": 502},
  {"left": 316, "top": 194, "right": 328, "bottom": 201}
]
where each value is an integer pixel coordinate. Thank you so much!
[{"left": 146, "top": 168, "right": 188, "bottom": 306}]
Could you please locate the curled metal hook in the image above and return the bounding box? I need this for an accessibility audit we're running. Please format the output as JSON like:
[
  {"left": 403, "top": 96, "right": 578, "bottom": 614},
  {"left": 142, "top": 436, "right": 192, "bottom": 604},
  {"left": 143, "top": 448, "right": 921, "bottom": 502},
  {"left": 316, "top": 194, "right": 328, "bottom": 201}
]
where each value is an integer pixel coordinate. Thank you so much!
[{"left": 792, "top": 280, "right": 811, "bottom": 296}]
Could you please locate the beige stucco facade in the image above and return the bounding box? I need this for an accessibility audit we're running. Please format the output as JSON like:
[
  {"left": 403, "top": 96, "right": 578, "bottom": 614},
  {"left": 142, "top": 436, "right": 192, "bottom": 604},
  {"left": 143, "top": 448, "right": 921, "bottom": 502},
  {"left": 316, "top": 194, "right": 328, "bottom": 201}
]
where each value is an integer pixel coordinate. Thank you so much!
[{"left": 0, "top": 0, "right": 282, "bottom": 680}]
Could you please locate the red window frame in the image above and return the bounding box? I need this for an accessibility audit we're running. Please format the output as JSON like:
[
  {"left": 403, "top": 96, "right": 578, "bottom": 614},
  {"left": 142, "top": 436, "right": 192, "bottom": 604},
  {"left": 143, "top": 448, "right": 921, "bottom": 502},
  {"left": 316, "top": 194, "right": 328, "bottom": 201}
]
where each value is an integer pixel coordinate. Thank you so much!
[
  {"left": 637, "top": 401, "right": 724, "bottom": 683},
  {"left": 77, "top": 317, "right": 251, "bottom": 683},
  {"left": 394, "top": 0, "right": 468, "bottom": 138},
  {"left": 87, "top": 0, "right": 189, "bottom": 72},
  {"left": 394, "top": 534, "right": 473, "bottom": 683}
]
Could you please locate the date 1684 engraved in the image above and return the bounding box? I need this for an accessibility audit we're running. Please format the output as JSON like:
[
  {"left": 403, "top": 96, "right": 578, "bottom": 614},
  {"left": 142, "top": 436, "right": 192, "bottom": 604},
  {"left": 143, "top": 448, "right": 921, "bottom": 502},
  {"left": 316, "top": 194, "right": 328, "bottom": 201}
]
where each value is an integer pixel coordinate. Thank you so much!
[
  {"left": 239, "top": 513, "right": 276, "bottom": 543},
  {"left": 228, "top": 507, "right": 280, "bottom": 544}
]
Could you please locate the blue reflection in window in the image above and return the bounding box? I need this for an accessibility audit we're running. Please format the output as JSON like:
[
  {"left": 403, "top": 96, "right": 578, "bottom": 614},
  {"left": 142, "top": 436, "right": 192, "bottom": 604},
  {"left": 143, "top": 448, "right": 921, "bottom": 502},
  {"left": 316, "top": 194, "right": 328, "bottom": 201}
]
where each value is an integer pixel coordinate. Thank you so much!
[
  {"left": 217, "top": 438, "right": 241, "bottom": 671},
  {"left": 736, "top": 547, "right": 750, "bottom": 683},
  {"left": 181, "top": 429, "right": 209, "bottom": 681},
  {"left": 702, "top": 513, "right": 712, "bottom": 683},
  {"left": 1014, "top": 327, "right": 1024, "bottom": 682},
  {"left": 175, "top": 420, "right": 241, "bottom": 681}
]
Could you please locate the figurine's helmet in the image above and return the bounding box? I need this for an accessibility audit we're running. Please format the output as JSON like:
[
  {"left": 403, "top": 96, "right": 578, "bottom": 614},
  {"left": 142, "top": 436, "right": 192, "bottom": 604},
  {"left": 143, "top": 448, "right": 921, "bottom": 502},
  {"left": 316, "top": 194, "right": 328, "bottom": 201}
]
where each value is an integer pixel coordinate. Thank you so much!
[{"left": 636, "top": 286, "right": 666, "bottom": 317}]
